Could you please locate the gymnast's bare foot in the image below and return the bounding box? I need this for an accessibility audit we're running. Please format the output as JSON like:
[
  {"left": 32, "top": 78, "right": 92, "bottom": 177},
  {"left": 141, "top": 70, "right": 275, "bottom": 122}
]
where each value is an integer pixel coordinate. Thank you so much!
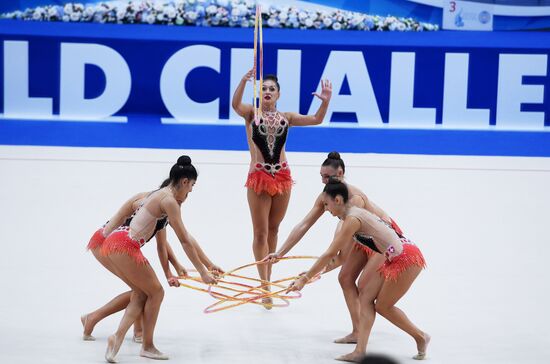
[
  {"left": 105, "top": 334, "right": 123, "bottom": 363},
  {"left": 333, "top": 332, "right": 358, "bottom": 344},
  {"left": 140, "top": 345, "right": 169, "bottom": 360},
  {"left": 413, "top": 332, "right": 431, "bottom": 360},
  {"left": 80, "top": 314, "right": 95, "bottom": 341},
  {"left": 335, "top": 351, "right": 364, "bottom": 363},
  {"left": 262, "top": 297, "right": 273, "bottom": 310},
  {"left": 133, "top": 326, "right": 143, "bottom": 343}
]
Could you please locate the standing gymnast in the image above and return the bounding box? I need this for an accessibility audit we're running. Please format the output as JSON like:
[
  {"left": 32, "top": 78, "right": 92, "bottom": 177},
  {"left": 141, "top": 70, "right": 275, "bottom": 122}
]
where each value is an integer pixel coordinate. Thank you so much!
[
  {"left": 288, "top": 180, "right": 429, "bottom": 362},
  {"left": 100, "top": 156, "right": 219, "bottom": 362},
  {"left": 232, "top": 70, "right": 332, "bottom": 308},
  {"left": 264, "top": 152, "right": 403, "bottom": 344}
]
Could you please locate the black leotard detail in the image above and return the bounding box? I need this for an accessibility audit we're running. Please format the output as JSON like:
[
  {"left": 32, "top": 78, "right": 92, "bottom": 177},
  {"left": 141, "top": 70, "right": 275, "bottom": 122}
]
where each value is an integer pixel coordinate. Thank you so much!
[{"left": 354, "top": 234, "right": 382, "bottom": 254}]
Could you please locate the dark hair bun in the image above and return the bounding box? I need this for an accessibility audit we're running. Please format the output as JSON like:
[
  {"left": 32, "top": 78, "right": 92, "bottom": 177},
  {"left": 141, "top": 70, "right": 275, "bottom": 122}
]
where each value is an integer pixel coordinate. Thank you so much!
[
  {"left": 177, "top": 155, "right": 192, "bottom": 166},
  {"left": 327, "top": 151, "right": 341, "bottom": 160},
  {"left": 264, "top": 74, "right": 278, "bottom": 81}
]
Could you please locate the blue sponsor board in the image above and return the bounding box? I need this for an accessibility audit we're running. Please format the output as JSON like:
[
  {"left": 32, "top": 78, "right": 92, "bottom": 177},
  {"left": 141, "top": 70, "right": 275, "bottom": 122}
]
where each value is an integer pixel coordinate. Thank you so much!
[{"left": 1, "top": 20, "right": 549, "bottom": 156}]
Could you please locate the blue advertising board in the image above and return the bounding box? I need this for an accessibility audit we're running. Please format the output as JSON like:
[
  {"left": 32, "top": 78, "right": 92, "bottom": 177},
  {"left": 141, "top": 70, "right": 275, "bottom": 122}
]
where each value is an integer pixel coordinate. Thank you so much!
[{"left": 1, "top": 20, "right": 549, "bottom": 156}]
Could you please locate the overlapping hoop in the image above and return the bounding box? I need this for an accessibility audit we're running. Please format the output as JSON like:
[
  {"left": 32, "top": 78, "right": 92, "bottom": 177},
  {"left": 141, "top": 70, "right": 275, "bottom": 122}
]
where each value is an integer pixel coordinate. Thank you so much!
[
  {"left": 177, "top": 256, "right": 320, "bottom": 314},
  {"left": 253, "top": 4, "right": 263, "bottom": 126}
]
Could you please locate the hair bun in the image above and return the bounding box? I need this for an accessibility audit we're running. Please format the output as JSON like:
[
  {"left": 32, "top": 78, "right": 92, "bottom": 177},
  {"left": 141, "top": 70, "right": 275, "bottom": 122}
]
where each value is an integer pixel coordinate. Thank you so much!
[
  {"left": 177, "top": 155, "right": 192, "bottom": 166},
  {"left": 327, "top": 151, "right": 341, "bottom": 160}
]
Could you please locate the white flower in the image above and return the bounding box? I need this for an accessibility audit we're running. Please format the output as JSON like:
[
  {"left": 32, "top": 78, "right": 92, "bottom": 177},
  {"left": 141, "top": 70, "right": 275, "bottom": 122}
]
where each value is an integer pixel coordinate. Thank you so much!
[
  {"left": 267, "top": 17, "right": 277, "bottom": 27},
  {"left": 231, "top": 8, "right": 241, "bottom": 17},
  {"left": 156, "top": 13, "right": 164, "bottom": 22},
  {"left": 298, "top": 11, "right": 307, "bottom": 21},
  {"left": 95, "top": 7, "right": 106, "bottom": 16},
  {"left": 64, "top": 4, "right": 72, "bottom": 14},
  {"left": 117, "top": 10, "right": 126, "bottom": 20},
  {"left": 187, "top": 11, "right": 198, "bottom": 21},
  {"left": 154, "top": 3, "right": 164, "bottom": 12},
  {"left": 165, "top": 6, "right": 176, "bottom": 19},
  {"left": 305, "top": 18, "right": 313, "bottom": 27},
  {"left": 350, "top": 15, "right": 361, "bottom": 26},
  {"left": 176, "top": 16, "right": 184, "bottom": 25},
  {"left": 48, "top": 7, "right": 58, "bottom": 17},
  {"left": 188, "top": 0, "right": 196, "bottom": 4},
  {"left": 85, "top": 7, "right": 94, "bottom": 17},
  {"left": 62, "top": 14, "right": 70, "bottom": 22},
  {"left": 397, "top": 23, "right": 406, "bottom": 31},
  {"left": 206, "top": 5, "right": 217, "bottom": 15},
  {"left": 146, "top": 14, "right": 156, "bottom": 24},
  {"left": 389, "top": 22, "right": 398, "bottom": 31},
  {"left": 323, "top": 17, "right": 332, "bottom": 27},
  {"left": 278, "top": 11, "right": 288, "bottom": 22},
  {"left": 70, "top": 12, "right": 81, "bottom": 21},
  {"left": 217, "top": 0, "right": 229, "bottom": 7},
  {"left": 32, "top": 11, "right": 42, "bottom": 20},
  {"left": 332, "top": 22, "right": 342, "bottom": 30}
]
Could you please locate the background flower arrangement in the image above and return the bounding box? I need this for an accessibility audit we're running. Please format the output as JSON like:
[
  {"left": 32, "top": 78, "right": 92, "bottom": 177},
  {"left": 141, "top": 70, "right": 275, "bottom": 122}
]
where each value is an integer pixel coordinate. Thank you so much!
[{"left": 0, "top": 0, "right": 439, "bottom": 31}]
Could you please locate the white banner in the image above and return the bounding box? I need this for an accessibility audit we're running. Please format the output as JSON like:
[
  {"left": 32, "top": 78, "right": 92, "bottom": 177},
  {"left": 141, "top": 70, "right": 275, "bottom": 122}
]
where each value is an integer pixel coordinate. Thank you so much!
[{"left": 443, "top": 0, "right": 494, "bottom": 31}]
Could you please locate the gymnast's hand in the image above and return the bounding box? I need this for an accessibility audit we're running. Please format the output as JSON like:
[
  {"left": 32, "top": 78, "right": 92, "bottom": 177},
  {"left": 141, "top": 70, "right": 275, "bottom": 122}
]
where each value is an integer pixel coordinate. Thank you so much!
[
  {"left": 242, "top": 69, "right": 254, "bottom": 82},
  {"left": 209, "top": 264, "right": 225, "bottom": 277},
  {"left": 313, "top": 79, "right": 332, "bottom": 103},
  {"left": 175, "top": 264, "right": 188, "bottom": 278},
  {"left": 200, "top": 271, "right": 218, "bottom": 285},
  {"left": 167, "top": 276, "right": 181, "bottom": 287},
  {"left": 261, "top": 253, "right": 281, "bottom": 264},
  {"left": 286, "top": 275, "right": 308, "bottom": 293}
]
